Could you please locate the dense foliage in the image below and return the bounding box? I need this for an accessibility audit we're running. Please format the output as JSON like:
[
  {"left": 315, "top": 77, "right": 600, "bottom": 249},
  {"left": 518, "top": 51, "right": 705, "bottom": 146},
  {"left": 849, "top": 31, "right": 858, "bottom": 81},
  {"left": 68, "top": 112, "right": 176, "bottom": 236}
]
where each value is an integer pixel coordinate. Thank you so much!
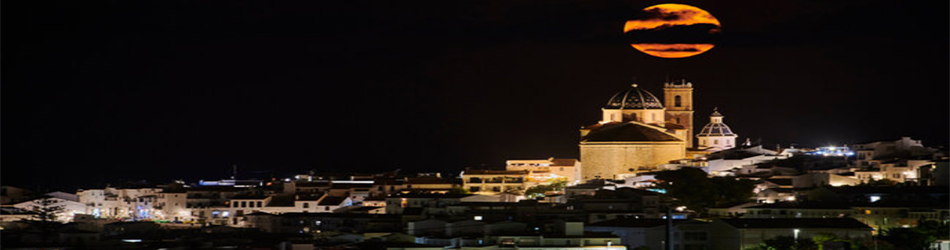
[
  {"left": 525, "top": 179, "right": 568, "bottom": 199},
  {"left": 653, "top": 168, "right": 756, "bottom": 214}
]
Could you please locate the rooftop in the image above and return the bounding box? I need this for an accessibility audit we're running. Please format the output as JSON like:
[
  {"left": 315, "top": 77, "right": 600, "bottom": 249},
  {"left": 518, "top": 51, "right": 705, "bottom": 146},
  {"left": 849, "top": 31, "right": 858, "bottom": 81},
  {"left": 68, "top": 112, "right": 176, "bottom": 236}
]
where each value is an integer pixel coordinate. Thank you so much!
[
  {"left": 582, "top": 122, "right": 682, "bottom": 142},
  {"left": 318, "top": 196, "right": 349, "bottom": 205},
  {"left": 719, "top": 218, "right": 872, "bottom": 229}
]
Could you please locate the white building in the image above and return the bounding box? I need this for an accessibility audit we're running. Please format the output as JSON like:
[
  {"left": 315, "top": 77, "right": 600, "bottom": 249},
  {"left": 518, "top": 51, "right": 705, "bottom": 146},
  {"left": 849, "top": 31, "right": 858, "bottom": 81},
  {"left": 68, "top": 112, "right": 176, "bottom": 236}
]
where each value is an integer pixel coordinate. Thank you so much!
[
  {"left": 853, "top": 137, "right": 937, "bottom": 167},
  {"left": 12, "top": 193, "right": 87, "bottom": 223},
  {"left": 506, "top": 158, "right": 582, "bottom": 185},
  {"left": 77, "top": 187, "right": 160, "bottom": 220}
]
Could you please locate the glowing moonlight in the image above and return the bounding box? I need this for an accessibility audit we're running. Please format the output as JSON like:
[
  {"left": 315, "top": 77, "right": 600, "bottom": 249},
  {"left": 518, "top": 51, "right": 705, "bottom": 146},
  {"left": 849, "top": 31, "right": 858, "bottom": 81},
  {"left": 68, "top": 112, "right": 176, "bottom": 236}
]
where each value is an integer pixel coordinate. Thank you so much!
[{"left": 624, "top": 3, "right": 721, "bottom": 58}]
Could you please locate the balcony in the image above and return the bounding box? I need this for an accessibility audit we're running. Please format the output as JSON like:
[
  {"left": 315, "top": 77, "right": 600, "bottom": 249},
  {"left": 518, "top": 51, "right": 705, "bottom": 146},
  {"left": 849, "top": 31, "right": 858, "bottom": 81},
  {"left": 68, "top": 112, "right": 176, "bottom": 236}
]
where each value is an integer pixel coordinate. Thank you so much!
[{"left": 485, "top": 178, "right": 505, "bottom": 183}]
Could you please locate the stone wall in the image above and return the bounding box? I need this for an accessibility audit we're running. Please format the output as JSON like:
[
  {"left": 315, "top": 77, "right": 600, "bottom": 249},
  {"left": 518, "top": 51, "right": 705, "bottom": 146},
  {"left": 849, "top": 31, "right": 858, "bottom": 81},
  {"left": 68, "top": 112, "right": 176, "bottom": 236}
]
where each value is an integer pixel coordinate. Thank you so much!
[{"left": 579, "top": 141, "right": 686, "bottom": 181}]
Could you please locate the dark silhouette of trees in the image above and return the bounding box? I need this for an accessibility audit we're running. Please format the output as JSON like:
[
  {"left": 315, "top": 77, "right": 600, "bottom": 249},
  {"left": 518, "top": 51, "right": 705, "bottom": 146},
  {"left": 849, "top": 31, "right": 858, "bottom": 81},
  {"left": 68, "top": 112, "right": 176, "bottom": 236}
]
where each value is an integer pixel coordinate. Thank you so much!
[
  {"left": 28, "top": 196, "right": 66, "bottom": 242},
  {"left": 654, "top": 168, "right": 756, "bottom": 215}
]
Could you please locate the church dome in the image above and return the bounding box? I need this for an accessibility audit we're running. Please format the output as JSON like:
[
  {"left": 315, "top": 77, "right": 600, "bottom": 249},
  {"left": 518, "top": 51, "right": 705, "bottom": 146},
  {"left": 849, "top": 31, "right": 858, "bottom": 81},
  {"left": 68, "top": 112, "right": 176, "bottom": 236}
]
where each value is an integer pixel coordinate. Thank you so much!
[
  {"left": 697, "top": 110, "right": 736, "bottom": 136},
  {"left": 604, "top": 84, "right": 664, "bottom": 110}
]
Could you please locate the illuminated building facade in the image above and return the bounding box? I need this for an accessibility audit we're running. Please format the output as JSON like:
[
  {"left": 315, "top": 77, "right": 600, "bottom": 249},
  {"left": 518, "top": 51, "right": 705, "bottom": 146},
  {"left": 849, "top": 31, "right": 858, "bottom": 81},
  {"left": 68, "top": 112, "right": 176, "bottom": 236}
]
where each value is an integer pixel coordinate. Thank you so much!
[
  {"left": 462, "top": 170, "right": 528, "bottom": 195},
  {"left": 579, "top": 81, "right": 694, "bottom": 181},
  {"left": 506, "top": 158, "right": 582, "bottom": 185}
]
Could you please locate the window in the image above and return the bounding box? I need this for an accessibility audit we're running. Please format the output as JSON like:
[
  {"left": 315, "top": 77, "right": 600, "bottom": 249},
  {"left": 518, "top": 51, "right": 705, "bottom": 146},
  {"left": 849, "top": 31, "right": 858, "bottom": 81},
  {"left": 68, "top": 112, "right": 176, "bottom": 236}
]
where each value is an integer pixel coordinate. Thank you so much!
[
  {"left": 325, "top": 206, "right": 330, "bottom": 211},
  {"left": 714, "top": 140, "right": 719, "bottom": 145},
  {"left": 674, "top": 95, "right": 682, "bottom": 107},
  {"left": 249, "top": 202, "right": 255, "bottom": 208},
  {"left": 241, "top": 201, "right": 247, "bottom": 208},
  {"left": 257, "top": 201, "right": 262, "bottom": 207},
  {"left": 303, "top": 203, "right": 310, "bottom": 208}
]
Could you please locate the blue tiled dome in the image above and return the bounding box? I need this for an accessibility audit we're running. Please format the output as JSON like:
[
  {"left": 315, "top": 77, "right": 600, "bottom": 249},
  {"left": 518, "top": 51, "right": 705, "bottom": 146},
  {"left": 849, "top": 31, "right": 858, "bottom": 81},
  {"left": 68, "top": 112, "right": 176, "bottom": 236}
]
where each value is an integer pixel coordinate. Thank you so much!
[
  {"left": 697, "top": 110, "right": 736, "bottom": 136},
  {"left": 604, "top": 84, "right": 664, "bottom": 110}
]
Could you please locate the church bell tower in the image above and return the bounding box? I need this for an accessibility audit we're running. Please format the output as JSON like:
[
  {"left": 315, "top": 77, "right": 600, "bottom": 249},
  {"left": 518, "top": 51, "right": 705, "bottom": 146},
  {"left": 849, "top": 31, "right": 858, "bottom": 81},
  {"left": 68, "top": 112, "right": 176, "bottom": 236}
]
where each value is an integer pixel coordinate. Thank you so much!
[{"left": 664, "top": 79, "right": 694, "bottom": 148}]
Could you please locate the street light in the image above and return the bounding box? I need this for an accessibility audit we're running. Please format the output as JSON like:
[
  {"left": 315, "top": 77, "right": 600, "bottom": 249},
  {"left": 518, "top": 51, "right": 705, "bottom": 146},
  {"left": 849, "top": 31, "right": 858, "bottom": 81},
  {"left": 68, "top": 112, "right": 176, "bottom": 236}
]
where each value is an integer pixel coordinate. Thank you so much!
[{"left": 793, "top": 229, "right": 800, "bottom": 242}]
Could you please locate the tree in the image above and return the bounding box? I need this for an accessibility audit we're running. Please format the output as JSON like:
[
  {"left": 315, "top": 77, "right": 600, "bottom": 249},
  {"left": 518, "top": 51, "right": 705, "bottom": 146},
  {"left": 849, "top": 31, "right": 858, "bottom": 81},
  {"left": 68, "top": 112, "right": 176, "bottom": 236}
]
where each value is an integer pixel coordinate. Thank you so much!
[
  {"left": 447, "top": 186, "right": 471, "bottom": 195},
  {"left": 880, "top": 227, "right": 937, "bottom": 250},
  {"left": 28, "top": 196, "right": 65, "bottom": 242},
  {"left": 525, "top": 179, "right": 568, "bottom": 199},
  {"left": 30, "top": 196, "right": 65, "bottom": 223},
  {"left": 746, "top": 235, "right": 817, "bottom": 250},
  {"left": 863, "top": 179, "right": 899, "bottom": 186},
  {"left": 654, "top": 168, "right": 756, "bottom": 214}
]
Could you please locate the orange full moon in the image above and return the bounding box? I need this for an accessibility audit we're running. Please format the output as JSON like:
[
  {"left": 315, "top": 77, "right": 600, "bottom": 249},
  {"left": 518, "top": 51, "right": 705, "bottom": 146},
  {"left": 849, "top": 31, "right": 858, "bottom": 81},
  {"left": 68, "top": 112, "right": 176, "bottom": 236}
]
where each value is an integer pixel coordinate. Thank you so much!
[{"left": 624, "top": 3, "right": 721, "bottom": 58}]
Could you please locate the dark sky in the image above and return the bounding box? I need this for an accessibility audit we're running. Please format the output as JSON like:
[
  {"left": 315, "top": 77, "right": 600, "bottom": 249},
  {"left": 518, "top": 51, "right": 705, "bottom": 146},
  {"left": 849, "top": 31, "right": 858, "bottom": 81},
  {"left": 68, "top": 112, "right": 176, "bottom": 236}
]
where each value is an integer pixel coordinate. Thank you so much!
[{"left": 5, "top": 0, "right": 948, "bottom": 190}]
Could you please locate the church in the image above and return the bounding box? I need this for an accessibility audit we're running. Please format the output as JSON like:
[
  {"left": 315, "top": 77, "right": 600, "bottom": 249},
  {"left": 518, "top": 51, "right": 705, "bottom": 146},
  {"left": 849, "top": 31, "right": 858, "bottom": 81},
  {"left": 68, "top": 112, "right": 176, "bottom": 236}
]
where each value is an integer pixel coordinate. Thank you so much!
[{"left": 579, "top": 79, "right": 738, "bottom": 181}]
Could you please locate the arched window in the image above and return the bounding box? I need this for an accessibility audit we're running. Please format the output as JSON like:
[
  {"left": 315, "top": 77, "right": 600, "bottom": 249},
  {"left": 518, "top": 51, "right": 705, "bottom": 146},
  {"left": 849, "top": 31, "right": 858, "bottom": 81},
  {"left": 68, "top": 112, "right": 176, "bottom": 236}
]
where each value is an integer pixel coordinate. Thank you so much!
[{"left": 674, "top": 95, "right": 682, "bottom": 107}]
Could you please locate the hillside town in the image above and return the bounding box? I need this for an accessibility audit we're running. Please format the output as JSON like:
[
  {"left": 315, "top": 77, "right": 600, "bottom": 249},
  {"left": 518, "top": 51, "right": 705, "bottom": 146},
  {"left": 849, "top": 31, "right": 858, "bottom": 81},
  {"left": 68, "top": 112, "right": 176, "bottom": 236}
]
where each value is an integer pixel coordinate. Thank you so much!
[{"left": 3, "top": 82, "right": 948, "bottom": 249}]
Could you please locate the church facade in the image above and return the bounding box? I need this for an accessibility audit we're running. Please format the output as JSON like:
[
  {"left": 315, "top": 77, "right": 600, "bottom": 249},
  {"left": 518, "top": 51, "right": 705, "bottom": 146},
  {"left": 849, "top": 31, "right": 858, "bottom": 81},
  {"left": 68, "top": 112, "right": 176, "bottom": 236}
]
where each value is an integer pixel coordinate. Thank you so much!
[{"left": 579, "top": 80, "right": 696, "bottom": 181}]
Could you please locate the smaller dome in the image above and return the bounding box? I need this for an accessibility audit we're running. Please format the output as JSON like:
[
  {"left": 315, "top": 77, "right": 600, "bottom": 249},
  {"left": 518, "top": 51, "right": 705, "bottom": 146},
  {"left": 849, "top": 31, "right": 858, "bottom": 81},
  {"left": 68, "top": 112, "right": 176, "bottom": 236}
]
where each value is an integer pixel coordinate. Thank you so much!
[
  {"left": 604, "top": 84, "right": 664, "bottom": 110},
  {"left": 697, "top": 109, "right": 736, "bottom": 136},
  {"left": 697, "top": 123, "right": 735, "bottom": 136}
]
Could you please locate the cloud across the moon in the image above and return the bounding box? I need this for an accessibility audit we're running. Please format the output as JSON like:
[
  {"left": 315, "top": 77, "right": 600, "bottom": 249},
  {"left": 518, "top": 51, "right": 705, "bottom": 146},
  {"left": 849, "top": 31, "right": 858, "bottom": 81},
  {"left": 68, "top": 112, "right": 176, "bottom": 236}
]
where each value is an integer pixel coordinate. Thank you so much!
[{"left": 624, "top": 4, "right": 721, "bottom": 58}]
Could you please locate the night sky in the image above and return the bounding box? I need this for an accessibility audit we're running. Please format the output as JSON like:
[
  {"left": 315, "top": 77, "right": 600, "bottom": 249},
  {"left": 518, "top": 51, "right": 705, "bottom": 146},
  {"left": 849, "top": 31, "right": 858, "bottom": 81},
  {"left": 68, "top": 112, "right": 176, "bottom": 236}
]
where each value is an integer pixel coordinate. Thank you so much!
[{"left": 5, "top": 0, "right": 948, "bottom": 190}]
